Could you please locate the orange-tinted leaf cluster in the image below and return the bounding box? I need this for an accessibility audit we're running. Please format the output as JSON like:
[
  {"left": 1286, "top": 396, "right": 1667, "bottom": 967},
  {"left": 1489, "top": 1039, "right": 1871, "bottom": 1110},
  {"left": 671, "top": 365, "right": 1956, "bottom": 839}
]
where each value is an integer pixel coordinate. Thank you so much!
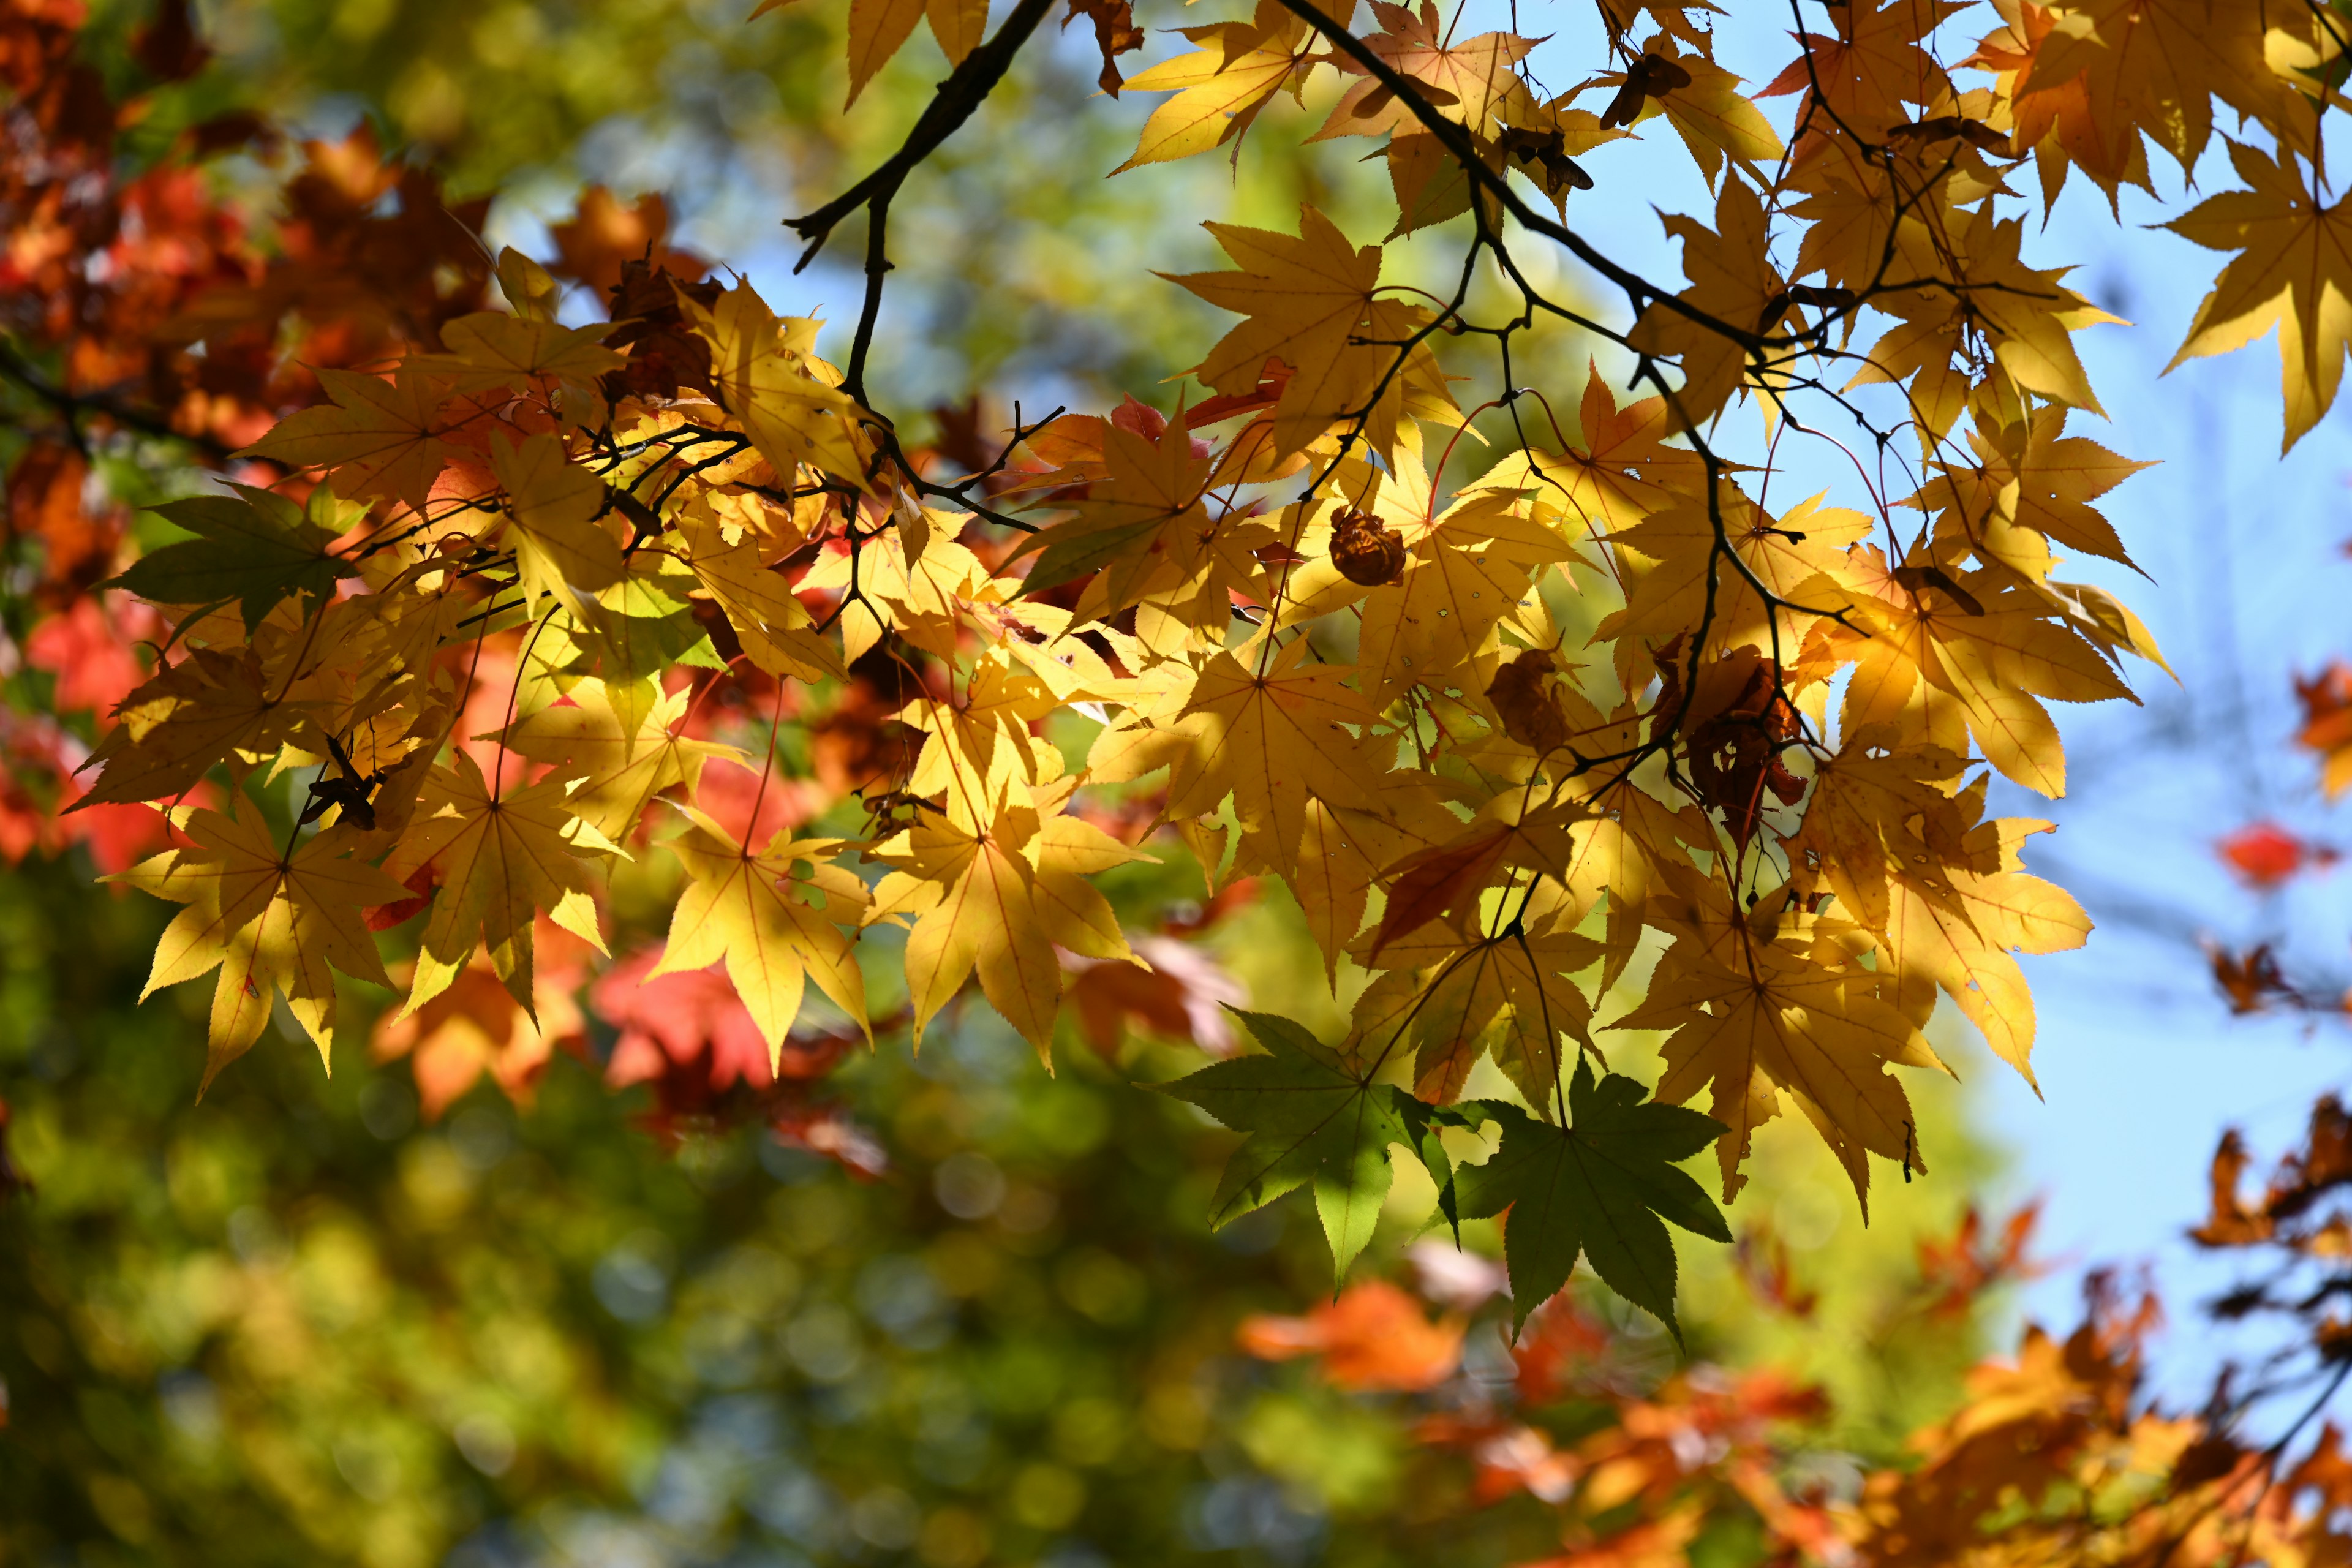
[{"left": 1237, "top": 1280, "right": 1464, "bottom": 1392}]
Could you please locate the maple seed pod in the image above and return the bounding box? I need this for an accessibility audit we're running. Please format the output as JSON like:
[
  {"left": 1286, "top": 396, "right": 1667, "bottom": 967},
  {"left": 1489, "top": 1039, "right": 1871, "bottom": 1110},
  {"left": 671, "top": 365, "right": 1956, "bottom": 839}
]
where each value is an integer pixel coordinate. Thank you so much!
[{"left": 1330, "top": 508, "right": 1407, "bottom": 587}]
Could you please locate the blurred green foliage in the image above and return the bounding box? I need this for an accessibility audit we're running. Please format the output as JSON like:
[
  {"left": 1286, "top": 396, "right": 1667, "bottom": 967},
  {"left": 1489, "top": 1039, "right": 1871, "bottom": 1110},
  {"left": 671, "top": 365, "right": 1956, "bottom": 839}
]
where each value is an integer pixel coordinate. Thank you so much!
[{"left": 0, "top": 815, "right": 2010, "bottom": 1566}]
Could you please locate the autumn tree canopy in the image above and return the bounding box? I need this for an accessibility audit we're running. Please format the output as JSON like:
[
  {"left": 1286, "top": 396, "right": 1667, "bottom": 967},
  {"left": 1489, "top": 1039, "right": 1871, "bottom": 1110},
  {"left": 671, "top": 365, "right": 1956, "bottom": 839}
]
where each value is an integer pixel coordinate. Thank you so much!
[
  {"left": 17, "top": 0, "right": 2352, "bottom": 1556},
  {"left": 24, "top": 0, "right": 2348, "bottom": 1330},
  {"left": 23, "top": 0, "right": 2352, "bottom": 1561}
]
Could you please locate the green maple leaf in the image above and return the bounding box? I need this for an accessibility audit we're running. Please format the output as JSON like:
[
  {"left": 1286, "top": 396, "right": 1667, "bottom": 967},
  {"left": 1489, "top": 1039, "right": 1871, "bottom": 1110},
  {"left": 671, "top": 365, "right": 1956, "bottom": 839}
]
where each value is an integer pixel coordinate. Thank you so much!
[
  {"left": 1156, "top": 1007, "right": 1412, "bottom": 1280},
  {"left": 114, "top": 486, "right": 357, "bottom": 630},
  {"left": 1458, "top": 1058, "right": 1729, "bottom": 1340}
]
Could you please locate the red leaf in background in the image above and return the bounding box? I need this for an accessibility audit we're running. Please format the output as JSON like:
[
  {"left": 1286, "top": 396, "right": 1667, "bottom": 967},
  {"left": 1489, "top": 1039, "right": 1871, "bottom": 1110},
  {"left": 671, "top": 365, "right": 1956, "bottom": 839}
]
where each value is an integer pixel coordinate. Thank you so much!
[
  {"left": 1506, "top": 1292, "right": 1612, "bottom": 1406},
  {"left": 545, "top": 186, "right": 707, "bottom": 298},
  {"left": 1236, "top": 1280, "right": 1464, "bottom": 1392},
  {"left": 372, "top": 924, "right": 590, "bottom": 1119},
  {"left": 591, "top": 948, "right": 852, "bottom": 1094},
  {"left": 6, "top": 444, "right": 121, "bottom": 607},
  {"left": 25, "top": 597, "right": 149, "bottom": 713},
  {"left": 2219, "top": 821, "right": 2332, "bottom": 889},
  {"left": 2299, "top": 663, "right": 2352, "bottom": 799},
  {"left": 690, "top": 758, "right": 820, "bottom": 851},
  {"left": 1065, "top": 934, "right": 1246, "bottom": 1058},
  {"left": 58, "top": 797, "right": 179, "bottom": 875},
  {"left": 0, "top": 709, "right": 192, "bottom": 872}
]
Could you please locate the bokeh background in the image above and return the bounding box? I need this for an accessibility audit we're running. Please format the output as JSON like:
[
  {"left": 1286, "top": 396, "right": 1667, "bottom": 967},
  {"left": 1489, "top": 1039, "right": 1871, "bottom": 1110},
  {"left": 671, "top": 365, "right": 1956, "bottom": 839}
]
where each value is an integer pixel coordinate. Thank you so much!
[{"left": 4, "top": 0, "right": 2348, "bottom": 1562}]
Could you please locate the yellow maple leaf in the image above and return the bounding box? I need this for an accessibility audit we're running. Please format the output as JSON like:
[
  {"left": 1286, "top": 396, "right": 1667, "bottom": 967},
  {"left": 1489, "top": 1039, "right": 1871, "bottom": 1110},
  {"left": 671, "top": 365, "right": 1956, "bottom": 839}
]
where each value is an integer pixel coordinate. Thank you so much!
[
  {"left": 1624, "top": 178, "right": 1782, "bottom": 427},
  {"left": 924, "top": 0, "right": 986, "bottom": 66},
  {"left": 1640, "top": 34, "right": 1784, "bottom": 185},
  {"left": 408, "top": 312, "right": 624, "bottom": 396},
  {"left": 1116, "top": 2, "right": 1307, "bottom": 171},
  {"left": 1351, "top": 900, "right": 1601, "bottom": 1109},
  {"left": 1820, "top": 549, "right": 2136, "bottom": 796},
  {"left": 1876, "top": 816, "right": 2090, "bottom": 1090},
  {"left": 1595, "top": 485, "right": 1870, "bottom": 696},
  {"left": 111, "top": 796, "right": 408, "bottom": 1088},
  {"left": 1164, "top": 642, "right": 1388, "bottom": 875},
  {"left": 674, "top": 510, "right": 843, "bottom": 682},
  {"left": 867, "top": 775, "right": 1148, "bottom": 1055},
  {"left": 1306, "top": 1, "right": 1537, "bottom": 144},
  {"left": 1917, "top": 405, "right": 2153, "bottom": 574},
  {"left": 2167, "top": 141, "right": 2352, "bottom": 452},
  {"left": 1618, "top": 932, "right": 1941, "bottom": 1209},
  {"left": 652, "top": 807, "right": 870, "bottom": 1069},
  {"left": 73, "top": 647, "right": 311, "bottom": 809},
  {"left": 1169, "top": 207, "right": 1389, "bottom": 462},
  {"left": 383, "top": 751, "right": 611, "bottom": 1017},
  {"left": 679, "top": 281, "right": 869, "bottom": 480},
  {"left": 241, "top": 366, "right": 457, "bottom": 514},
  {"left": 496, "top": 677, "right": 739, "bottom": 840},
  {"left": 1474, "top": 361, "right": 1709, "bottom": 540},
  {"left": 489, "top": 434, "right": 626, "bottom": 611}
]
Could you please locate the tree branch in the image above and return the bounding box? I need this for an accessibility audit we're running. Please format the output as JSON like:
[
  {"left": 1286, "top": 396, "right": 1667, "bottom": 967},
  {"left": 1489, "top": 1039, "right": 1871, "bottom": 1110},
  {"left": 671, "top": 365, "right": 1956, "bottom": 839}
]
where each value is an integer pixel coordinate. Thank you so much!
[{"left": 785, "top": 0, "right": 1061, "bottom": 271}]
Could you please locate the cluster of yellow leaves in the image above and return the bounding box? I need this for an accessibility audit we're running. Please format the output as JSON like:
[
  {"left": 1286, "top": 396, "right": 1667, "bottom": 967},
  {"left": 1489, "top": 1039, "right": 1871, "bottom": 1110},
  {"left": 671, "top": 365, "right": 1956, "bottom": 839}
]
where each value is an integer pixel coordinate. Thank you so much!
[{"left": 84, "top": 0, "right": 2343, "bottom": 1324}]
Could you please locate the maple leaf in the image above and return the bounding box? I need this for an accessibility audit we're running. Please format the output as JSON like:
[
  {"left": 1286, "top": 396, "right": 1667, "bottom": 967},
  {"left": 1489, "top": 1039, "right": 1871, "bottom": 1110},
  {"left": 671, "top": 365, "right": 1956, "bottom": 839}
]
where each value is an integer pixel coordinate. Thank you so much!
[
  {"left": 1158, "top": 1008, "right": 1425, "bottom": 1279},
  {"left": 1987, "top": 0, "right": 2287, "bottom": 204},
  {"left": 1784, "top": 729, "right": 1971, "bottom": 935},
  {"left": 110, "top": 794, "right": 408, "bottom": 1087},
  {"left": 1308, "top": 1, "right": 1537, "bottom": 145},
  {"left": 407, "top": 311, "right": 624, "bottom": 397},
  {"left": 113, "top": 485, "right": 357, "bottom": 630},
  {"left": 1011, "top": 407, "right": 1257, "bottom": 622},
  {"left": 650, "top": 806, "right": 870, "bottom": 1071},
  {"left": 1352, "top": 907, "right": 1602, "bottom": 1109},
  {"left": 1353, "top": 466, "right": 1577, "bottom": 704},
  {"left": 71, "top": 647, "right": 310, "bottom": 810},
  {"left": 1816, "top": 549, "right": 2139, "bottom": 797},
  {"left": 1624, "top": 178, "right": 1782, "bottom": 426},
  {"left": 371, "top": 924, "right": 590, "bottom": 1119},
  {"left": 1065, "top": 0, "right": 1145, "bottom": 94},
  {"left": 1917, "top": 405, "right": 2153, "bottom": 573},
  {"left": 1164, "top": 642, "right": 1387, "bottom": 874},
  {"left": 496, "top": 677, "right": 737, "bottom": 840},
  {"left": 382, "top": 751, "right": 611, "bottom": 1017},
  {"left": 1634, "top": 34, "right": 1784, "bottom": 186},
  {"left": 674, "top": 510, "right": 843, "bottom": 682},
  {"left": 240, "top": 366, "right": 457, "bottom": 514},
  {"left": 1596, "top": 485, "right": 1868, "bottom": 696},
  {"left": 1762, "top": 0, "right": 1961, "bottom": 145},
  {"left": 1455, "top": 1059, "right": 1729, "bottom": 1338},
  {"left": 1615, "top": 930, "right": 1942, "bottom": 1209},
  {"left": 1168, "top": 207, "right": 1387, "bottom": 462},
  {"left": 1874, "top": 816, "right": 2091, "bottom": 1090},
  {"left": 1116, "top": 4, "right": 1306, "bottom": 171},
  {"left": 2166, "top": 141, "right": 2352, "bottom": 452},
  {"left": 679, "top": 281, "right": 867, "bottom": 480},
  {"left": 489, "top": 434, "right": 625, "bottom": 611},
  {"left": 865, "top": 772, "right": 1147, "bottom": 1055},
  {"left": 1475, "top": 361, "right": 1708, "bottom": 539},
  {"left": 1237, "top": 1279, "right": 1465, "bottom": 1392}
]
